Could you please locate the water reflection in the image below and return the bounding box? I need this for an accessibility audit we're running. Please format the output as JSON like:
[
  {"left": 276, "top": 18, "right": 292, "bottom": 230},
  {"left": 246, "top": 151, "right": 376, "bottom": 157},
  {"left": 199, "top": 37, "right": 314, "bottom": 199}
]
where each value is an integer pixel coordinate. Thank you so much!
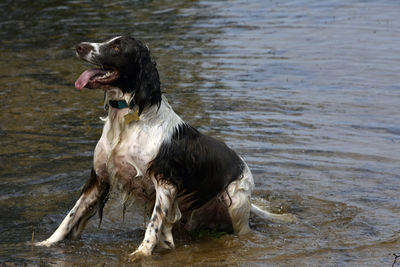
[{"left": 1, "top": 0, "right": 400, "bottom": 265}]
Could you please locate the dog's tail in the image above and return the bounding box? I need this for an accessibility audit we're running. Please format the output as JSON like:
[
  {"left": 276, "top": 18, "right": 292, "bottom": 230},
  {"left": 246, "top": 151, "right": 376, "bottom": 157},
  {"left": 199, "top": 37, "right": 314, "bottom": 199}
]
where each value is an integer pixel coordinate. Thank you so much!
[{"left": 250, "top": 203, "right": 297, "bottom": 223}]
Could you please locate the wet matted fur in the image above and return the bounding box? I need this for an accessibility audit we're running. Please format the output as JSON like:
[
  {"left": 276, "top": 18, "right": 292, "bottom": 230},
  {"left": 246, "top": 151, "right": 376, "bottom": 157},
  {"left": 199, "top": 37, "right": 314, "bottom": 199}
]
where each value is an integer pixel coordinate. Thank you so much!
[{"left": 36, "top": 36, "right": 296, "bottom": 258}]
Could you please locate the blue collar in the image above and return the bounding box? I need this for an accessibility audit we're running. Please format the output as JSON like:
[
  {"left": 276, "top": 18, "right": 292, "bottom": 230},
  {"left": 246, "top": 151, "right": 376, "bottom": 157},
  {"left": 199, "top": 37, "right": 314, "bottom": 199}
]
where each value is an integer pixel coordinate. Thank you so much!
[{"left": 108, "top": 100, "right": 135, "bottom": 109}]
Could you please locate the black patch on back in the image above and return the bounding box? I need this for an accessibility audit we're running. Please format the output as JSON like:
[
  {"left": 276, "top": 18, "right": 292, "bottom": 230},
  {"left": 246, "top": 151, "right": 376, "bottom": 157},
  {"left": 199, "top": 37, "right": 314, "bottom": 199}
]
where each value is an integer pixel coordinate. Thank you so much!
[{"left": 148, "top": 124, "right": 244, "bottom": 211}]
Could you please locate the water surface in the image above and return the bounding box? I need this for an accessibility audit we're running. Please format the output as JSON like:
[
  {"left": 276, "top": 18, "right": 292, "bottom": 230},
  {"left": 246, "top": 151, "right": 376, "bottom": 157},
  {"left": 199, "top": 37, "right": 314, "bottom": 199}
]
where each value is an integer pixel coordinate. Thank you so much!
[{"left": 1, "top": 0, "right": 399, "bottom": 266}]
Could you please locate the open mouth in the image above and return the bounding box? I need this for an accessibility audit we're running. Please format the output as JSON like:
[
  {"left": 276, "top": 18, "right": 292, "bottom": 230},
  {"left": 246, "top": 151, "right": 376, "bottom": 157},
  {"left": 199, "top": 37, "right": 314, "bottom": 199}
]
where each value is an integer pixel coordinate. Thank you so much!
[{"left": 75, "top": 67, "right": 119, "bottom": 90}]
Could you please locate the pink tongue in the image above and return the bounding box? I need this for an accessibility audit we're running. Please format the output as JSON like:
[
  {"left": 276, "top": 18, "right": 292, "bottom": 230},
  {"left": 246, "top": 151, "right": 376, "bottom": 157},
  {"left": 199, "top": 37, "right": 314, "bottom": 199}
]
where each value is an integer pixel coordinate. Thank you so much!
[{"left": 75, "top": 69, "right": 105, "bottom": 90}]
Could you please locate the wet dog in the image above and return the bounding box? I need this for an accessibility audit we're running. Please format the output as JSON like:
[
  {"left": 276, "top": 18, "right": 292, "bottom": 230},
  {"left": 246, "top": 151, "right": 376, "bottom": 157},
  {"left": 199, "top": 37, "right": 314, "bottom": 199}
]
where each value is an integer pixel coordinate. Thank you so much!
[{"left": 36, "top": 36, "right": 296, "bottom": 258}]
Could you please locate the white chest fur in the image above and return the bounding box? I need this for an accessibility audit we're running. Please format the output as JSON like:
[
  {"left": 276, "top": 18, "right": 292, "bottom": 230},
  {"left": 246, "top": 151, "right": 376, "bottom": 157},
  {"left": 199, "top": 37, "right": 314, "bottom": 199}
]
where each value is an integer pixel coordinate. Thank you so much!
[{"left": 93, "top": 92, "right": 183, "bottom": 201}]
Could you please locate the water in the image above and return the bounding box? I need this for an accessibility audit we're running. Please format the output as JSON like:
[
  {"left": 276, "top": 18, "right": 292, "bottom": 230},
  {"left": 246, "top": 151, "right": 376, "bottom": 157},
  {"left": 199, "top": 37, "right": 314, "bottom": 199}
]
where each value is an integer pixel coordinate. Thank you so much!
[{"left": 1, "top": 0, "right": 399, "bottom": 266}]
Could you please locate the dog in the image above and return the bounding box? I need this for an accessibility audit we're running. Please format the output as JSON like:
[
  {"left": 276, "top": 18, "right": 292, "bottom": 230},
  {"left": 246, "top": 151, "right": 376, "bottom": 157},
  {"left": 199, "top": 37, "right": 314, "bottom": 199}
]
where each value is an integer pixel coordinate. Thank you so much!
[{"left": 36, "top": 36, "right": 296, "bottom": 258}]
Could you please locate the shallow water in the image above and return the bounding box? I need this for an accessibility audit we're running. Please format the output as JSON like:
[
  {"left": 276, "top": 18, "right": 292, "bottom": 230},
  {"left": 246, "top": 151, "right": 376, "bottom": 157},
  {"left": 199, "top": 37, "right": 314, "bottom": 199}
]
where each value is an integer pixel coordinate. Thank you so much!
[{"left": 1, "top": 0, "right": 399, "bottom": 266}]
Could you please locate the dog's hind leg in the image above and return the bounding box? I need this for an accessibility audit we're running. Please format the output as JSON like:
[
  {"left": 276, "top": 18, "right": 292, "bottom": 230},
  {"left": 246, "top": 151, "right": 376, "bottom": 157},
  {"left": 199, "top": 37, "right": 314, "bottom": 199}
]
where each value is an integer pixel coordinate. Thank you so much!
[
  {"left": 36, "top": 168, "right": 110, "bottom": 247},
  {"left": 225, "top": 163, "right": 254, "bottom": 235}
]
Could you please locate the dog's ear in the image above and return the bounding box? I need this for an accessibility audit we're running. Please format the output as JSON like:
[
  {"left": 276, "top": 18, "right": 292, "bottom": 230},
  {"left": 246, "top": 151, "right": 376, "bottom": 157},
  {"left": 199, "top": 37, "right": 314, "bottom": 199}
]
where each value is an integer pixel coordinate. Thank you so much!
[{"left": 134, "top": 45, "right": 161, "bottom": 115}]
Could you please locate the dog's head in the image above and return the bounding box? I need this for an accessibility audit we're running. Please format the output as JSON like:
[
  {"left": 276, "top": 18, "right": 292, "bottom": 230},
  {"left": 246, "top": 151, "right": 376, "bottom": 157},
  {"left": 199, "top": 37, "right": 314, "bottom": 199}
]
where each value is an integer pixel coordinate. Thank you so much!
[{"left": 75, "top": 36, "right": 161, "bottom": 113}]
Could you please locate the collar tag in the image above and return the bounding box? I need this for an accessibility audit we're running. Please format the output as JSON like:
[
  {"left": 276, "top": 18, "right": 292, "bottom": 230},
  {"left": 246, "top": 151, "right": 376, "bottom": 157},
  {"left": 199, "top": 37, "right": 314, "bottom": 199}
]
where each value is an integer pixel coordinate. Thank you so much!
[
  {"left": 124, "top": 108, "right": 140, "bottom": 124},
  {"left": 107, "top": 99, "right": 139, "bottom": 124}
]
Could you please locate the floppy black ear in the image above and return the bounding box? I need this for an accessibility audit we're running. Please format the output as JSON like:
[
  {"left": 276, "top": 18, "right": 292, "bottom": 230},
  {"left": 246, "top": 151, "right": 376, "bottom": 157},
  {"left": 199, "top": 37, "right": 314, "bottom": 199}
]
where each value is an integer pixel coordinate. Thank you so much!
[{"left": 133, "top": 45, "right": 162, "bottom": 115}]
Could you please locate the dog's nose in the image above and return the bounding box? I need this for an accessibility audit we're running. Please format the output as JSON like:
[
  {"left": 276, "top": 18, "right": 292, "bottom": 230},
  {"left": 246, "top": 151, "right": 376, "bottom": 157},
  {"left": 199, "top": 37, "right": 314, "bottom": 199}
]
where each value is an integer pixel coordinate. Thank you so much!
[{"left": 76, "top": 43, "right": 93, "bottom": 56}]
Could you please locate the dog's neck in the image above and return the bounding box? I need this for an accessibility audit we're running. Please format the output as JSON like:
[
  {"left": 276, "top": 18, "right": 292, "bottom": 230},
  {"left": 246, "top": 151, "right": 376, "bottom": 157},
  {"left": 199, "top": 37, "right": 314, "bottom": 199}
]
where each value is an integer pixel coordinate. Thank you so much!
[
  {"left": 102, "top": 88, "right": 132, "bottom": 146},
  {"left": 104, "top": 88, "right": 132, "bottom": 106},
  {"left": 102, "top": 87, "right": 175, "bottom": 146}
]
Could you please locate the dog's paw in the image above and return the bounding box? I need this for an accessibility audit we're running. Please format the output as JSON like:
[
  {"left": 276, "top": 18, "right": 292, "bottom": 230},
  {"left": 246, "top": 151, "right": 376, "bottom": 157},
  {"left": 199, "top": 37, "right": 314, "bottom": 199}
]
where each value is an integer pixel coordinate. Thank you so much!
[
  {"left": 129, "top": 248, "right": 151, "bottom": 261},
  {"left": 159, "top": 239, "right": 175, "bottom": 250}
]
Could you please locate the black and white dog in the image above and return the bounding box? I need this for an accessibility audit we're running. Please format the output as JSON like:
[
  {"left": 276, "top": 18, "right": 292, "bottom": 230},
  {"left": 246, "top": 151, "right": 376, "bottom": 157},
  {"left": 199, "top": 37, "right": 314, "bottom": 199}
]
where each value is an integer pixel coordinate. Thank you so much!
[{"left": 36, "top": 36, "right": 295, "bottom": 258}]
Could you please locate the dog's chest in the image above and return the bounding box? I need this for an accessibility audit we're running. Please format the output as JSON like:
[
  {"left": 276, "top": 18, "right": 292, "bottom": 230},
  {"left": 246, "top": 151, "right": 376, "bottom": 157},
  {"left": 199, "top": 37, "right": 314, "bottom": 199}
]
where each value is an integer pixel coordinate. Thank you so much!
[
  {"left": 94, "top": 121, "right": 158, "bottom": 202},
  {"left": 100, "top": 111, "right": 169, "bottom": 193},
  {"left": 110, "top": 122, "right": 164, "bottom": 176},
  {"left": 93, "top": 98, "right": 181, "bottom": 200}
]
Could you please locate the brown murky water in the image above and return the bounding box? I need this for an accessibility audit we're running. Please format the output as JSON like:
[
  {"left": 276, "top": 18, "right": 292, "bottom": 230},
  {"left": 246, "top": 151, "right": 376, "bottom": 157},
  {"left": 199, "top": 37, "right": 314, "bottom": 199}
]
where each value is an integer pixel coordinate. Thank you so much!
[{"left": 1, "top": 0, "right": 399, "bottom": 266}]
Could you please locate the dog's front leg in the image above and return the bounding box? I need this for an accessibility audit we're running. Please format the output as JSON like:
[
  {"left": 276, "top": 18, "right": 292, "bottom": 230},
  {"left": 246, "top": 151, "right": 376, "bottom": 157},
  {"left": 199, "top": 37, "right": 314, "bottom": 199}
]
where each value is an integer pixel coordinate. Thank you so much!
[
  {"left": 158, "top": 197, "right": 181, "bottom": 249},
  {"left": 36, "top": 168, "right": 110, "bottom": 247},
  {"left": 130, "top": 179, "right": 181, "bottom": 258}
]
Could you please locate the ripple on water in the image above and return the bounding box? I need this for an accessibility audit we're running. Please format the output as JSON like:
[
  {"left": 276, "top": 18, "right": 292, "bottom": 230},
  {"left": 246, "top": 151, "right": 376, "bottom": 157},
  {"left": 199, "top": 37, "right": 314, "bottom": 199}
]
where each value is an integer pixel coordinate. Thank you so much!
[{"left": 0, "top": 0, "right": 400, "bottom": 265}]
